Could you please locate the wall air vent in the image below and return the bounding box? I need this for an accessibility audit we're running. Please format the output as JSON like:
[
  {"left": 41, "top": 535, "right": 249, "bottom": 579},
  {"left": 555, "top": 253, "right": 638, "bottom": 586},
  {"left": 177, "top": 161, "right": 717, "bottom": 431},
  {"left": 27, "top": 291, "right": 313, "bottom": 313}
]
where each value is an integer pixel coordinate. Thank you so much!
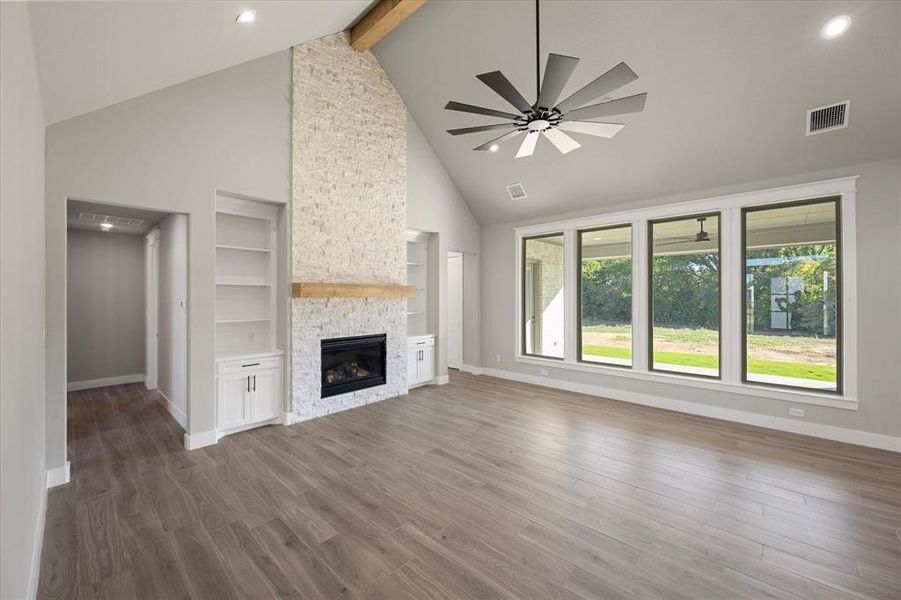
[
  {"left": 78, "top": 212, "right": 145, "bottom": 227},
  {"left": 506, "top": 182, "right": 527, "bottom": 200},
  {"left": 806, "top": 100, "right": 849, "bottom": 135}
]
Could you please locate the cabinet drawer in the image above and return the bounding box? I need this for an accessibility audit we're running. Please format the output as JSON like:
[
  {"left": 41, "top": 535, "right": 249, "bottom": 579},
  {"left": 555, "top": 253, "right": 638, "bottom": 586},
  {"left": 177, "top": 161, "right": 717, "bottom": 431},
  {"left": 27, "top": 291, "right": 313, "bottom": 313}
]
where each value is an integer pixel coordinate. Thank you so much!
[
  {"left": 217, "top": 355, "right": 282, "bottom": 375},
  {"left": 407, "top": 336, "right": 435, "bottom": 348}
]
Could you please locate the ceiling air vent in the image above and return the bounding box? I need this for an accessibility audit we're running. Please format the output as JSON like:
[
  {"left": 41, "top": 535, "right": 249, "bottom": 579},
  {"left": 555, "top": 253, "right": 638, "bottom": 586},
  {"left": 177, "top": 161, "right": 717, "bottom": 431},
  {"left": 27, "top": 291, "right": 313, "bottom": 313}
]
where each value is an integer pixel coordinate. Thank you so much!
[
  {"left": 506, "top": 182, "right": 527, "bottom": 200},
  {"left": 78, "top": 212, "right": 145, "bottom": 227},
  {"left": 806, "top": 101, "right": 849, "bottom": 135}
]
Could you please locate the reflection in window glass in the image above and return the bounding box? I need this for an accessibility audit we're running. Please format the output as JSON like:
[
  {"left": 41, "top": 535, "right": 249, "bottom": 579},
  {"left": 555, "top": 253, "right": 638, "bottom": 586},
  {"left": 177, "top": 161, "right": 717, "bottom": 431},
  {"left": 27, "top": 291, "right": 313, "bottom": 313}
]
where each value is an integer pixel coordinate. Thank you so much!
[
  {"left": 650, "top": 214, "right": 720, "bottom": 377},
  {"left": 523, "top": 234, "right": 565, "bottom": 358},
  {"left": 579, "top": 226, "right": 632, "bottom": 366},
  {"left": 744, "top": 199, "right": 839, "bottom": 391}
]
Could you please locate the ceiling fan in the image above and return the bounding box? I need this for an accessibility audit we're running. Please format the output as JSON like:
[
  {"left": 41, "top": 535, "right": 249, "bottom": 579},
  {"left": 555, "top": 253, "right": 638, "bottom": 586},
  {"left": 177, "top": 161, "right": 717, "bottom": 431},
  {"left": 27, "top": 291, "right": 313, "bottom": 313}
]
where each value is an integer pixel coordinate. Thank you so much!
[
  {"left": 444, "top": 0, "right": 647, "bottom": 158},
  {"left": 656, "top": 217, "right": 712, "bottom": 247}
]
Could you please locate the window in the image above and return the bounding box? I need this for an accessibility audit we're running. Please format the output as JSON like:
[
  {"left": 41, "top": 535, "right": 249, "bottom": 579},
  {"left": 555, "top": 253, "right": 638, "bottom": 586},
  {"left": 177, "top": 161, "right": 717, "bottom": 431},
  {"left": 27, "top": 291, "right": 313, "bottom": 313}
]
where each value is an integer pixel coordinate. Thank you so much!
[
  {"left": 743, "top": 198, "right": 840, "bottom": 392},
  {"left": 523, "top": 234, "right": 565, "bottom": 359},
  {"left": 578, "top": 225, "right": 632, "bottom": 366},
  {"left": 649, "top": 214, "right": 721, "bottom": 378}
]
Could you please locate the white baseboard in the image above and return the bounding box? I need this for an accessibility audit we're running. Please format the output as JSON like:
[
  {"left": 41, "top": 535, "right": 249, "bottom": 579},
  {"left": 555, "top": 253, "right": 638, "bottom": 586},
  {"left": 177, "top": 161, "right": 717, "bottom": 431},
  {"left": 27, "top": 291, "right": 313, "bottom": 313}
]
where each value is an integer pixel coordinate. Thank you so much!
[
  {"left": 184, "top": 429, "right": 217, "bottom": 450},
  {"left": 435, "top": 374, "right": 450, "bottom": 385},
  {"left": 156, "top": 388, "right": 187, "bottom": 429},
  {"left": 47, "top": 461, "right": 70, "bottom": 488},
  {"left": 282, "top": 411, "right": 297, "bottom": 425},
  {"left": 28, "top": 469, "right": 49, "bottom": 600},
  {"left": 462, "top": 364, "right": 482, "bottom": 376},
  {"left": 67, "top": 373, "right": 144, "bottom": 392},
  {"left": 481, "top": 367, "right": 901, "bottom": 453}
]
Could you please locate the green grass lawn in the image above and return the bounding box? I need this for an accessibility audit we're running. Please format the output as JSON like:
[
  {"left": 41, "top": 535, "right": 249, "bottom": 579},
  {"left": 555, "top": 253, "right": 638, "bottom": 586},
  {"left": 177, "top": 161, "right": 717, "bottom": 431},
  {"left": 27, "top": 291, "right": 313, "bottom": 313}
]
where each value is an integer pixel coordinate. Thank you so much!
[{"left": 581, "top": 344, "right": 836, "bottom": 382}]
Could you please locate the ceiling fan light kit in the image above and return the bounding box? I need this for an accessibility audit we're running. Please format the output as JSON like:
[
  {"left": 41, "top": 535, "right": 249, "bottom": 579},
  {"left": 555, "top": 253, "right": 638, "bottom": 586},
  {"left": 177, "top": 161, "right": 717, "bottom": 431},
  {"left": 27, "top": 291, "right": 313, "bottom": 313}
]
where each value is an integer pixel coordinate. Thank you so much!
[{"left": 444, "top": 0, "right": 647, "bottom": 159}]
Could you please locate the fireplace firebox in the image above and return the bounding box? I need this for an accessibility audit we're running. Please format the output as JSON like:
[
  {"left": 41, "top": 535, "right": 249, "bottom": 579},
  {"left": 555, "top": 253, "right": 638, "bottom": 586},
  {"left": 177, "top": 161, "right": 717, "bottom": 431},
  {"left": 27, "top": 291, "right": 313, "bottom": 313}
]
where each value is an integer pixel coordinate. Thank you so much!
[{"left": 320, "top": 334, "right": 387, "bottom": 398}]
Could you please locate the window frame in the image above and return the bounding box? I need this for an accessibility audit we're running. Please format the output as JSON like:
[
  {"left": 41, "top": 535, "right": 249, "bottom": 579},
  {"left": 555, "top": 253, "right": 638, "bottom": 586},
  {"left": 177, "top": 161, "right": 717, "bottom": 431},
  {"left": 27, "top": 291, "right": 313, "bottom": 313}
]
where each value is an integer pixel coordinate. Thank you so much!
[
  {"left": 647, "top": 212, "right": 723, "bottom": 380},
  {"left": 512, "top": 176, "right": 858, "bottom": 411},
  {"left": 740, "top": 196, "right": 843, "bottom": 394},
  {"left": 576, "top": 223, "right": 634, "bottom": 369},
  {"left": 521, "top": 232, "right": 566, "bottom": 361}
]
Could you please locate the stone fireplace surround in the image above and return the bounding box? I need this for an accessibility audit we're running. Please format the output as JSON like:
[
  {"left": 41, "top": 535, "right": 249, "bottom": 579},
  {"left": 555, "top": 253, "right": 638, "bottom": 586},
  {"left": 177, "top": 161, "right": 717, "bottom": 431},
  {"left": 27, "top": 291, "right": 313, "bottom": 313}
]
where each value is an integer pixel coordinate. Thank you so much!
[{"left": 290, "top": 32, "right": 408, "bottom": 422}]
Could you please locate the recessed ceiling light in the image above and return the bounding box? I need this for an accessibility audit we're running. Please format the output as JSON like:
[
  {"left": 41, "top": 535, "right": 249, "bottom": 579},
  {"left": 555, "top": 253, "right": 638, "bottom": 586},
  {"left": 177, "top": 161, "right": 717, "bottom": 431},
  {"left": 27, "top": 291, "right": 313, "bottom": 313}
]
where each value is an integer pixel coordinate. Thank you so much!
[
  {"left": 821, "top": 15, "right": 851, "bottom": 39},
  {"left": 488, "top": 144, "right": 499, "bottom": 152},
  {"left": 100, "top": 223, "right": 114, "bottom": 231},
  {"left": 236, "top": 9, "right": 256, "bottom": 24}
]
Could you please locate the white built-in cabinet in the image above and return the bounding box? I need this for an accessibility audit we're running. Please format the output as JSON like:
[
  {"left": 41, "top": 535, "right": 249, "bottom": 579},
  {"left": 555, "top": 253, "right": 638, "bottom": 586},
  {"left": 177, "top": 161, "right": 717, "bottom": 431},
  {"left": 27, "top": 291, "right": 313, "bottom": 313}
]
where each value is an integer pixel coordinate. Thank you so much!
[
  {"left": 215, "top": 195, "right": 284, "bottom": 436},
  {"left": 407, "top": 231, "right": 436, "bottom": 388},
  {"left": 216, "top": 354, "right": 283, "bottom": 433},
  {"left": 408, "top": 336, "right": 435, "bottom": 387}
]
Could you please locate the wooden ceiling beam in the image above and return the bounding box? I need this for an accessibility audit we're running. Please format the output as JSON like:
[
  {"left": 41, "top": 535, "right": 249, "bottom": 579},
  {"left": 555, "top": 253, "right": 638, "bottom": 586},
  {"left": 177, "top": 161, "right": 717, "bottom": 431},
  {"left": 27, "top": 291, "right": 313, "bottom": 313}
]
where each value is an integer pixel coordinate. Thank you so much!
[{"left": 349, "top": 0, "right": 426, "bottom": 52}]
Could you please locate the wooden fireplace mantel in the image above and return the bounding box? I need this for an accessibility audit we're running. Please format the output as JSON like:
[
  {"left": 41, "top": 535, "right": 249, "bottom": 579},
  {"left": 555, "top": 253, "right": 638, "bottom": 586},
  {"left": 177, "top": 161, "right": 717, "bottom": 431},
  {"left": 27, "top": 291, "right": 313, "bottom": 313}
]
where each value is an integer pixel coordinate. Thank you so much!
[{"left": 292, "top": 282, "right": 416, "bottom": 299}]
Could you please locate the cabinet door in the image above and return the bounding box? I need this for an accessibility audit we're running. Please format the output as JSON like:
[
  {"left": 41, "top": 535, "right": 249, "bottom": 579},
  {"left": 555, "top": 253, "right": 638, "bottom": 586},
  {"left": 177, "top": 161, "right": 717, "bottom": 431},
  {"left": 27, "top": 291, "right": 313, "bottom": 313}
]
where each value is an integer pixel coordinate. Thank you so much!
[
  {"left": 218, "top": 373, "right": 250, "bottom": 431},
  {"left": 408, "top": 346, "right": 421, "bottom": 385},
  {"left": 250, "top": 368, "right": 281, "bottom": 423},
  {"left": 420, "top": 345, "right": 435, "bottom": 382}
]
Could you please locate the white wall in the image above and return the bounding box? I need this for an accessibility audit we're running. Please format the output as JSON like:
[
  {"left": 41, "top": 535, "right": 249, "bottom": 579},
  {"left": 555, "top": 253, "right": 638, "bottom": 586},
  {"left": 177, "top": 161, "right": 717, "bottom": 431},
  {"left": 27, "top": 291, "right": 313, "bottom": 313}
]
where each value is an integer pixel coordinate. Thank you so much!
[
  {"left": 407, "top": 114, "right": 482, "bottom": 375},
  {"left": 157, "top": 214, "right": 188, "bottom": 427},
  {"left": 45, "top": 50, "right": 292, "bottom": 462},
  {"left": 67, "top": 229, "right": 145, "bottom": 384},
  {"left": 481, "top": 158, "right": 901, "bottom": 443},
  {"left": 0, "top": 4, "right": 48, "bottom": 598}
]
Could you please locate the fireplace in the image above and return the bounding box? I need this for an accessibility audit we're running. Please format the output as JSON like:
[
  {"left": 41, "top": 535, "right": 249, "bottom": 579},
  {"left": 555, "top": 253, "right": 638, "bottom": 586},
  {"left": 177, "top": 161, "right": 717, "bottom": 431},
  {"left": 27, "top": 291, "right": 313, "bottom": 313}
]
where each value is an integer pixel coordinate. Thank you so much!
[{"left": 321, "top": 334, "right": 387, "bottom": 398}]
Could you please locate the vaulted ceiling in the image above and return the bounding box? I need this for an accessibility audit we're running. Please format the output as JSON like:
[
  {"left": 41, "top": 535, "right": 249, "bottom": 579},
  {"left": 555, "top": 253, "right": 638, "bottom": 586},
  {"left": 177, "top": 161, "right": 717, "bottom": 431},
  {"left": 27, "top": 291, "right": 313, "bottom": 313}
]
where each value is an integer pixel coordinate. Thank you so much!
[
  {"left": 28, "top": 1, "right": 373, "bottom": 124},
  {"left": 373, "top": 1, "right": 901, "bottom": 224}
]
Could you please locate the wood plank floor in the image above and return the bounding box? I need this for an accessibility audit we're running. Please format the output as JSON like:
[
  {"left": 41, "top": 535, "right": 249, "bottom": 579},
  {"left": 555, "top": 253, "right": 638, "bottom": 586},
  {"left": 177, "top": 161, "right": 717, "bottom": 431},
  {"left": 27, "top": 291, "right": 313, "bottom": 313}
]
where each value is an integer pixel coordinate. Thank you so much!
[{"left": 38, "top": 372, "right": 901, "bottom": 599}]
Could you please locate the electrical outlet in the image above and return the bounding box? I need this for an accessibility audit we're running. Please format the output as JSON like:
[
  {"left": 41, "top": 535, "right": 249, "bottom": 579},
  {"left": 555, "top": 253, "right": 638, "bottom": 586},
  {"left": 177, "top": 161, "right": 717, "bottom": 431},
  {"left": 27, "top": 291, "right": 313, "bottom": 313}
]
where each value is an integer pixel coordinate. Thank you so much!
[
  {"left": 496, "top": 354, "right": 502, "bottom": 363},
  {"left": 540, "top": 368, "right": 548, "bottom": 376},
  {"left": 789, "top": 407, "right": 805, "bottom": 418}
]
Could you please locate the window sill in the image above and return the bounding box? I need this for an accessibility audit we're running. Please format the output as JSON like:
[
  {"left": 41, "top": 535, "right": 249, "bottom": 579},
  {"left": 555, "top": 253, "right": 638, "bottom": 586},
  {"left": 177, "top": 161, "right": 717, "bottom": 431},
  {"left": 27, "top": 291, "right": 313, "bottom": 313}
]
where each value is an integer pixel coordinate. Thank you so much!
[{"left": 513, "top": 355, "right": 858, "bottom": 411}]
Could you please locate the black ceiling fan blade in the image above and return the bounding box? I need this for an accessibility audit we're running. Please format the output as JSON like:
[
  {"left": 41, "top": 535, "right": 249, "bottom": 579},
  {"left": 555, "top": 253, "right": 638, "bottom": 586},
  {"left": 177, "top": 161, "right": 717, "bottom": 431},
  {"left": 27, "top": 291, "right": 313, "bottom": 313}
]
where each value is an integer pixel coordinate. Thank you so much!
[
  {"left": 476, "top": 71, "right": 533, "bottom": 113},
  {"left": 554, "top": 61, "right": 639, "bottom": 114},
  {"left": 447, "top": 123, "right": 517, "bottom": 136},
  {"left": 473, "top": 129, "right": 524, "bottom": 151},
  {"left": 656, "top": 239, "right": 701, "bottom": 247},
  {"left": 537, "top": 53, "right": 579, "bottom": 110},
  {"left": 445, "top": 101, "right": 522, "bottom": 121},
  {"left": 561, "top": 92, "right": 648, "bottom": 121}
]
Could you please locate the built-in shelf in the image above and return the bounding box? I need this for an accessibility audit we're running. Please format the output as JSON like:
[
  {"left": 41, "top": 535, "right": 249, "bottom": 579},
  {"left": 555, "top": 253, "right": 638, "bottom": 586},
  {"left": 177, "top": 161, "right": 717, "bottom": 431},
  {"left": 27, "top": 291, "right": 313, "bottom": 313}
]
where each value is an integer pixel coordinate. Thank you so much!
[
  {"left": 216, "top": 277, "right": 271, "bottom": 287},
  {"left": 216, "top": 317, "right": 271, "bottom": 324},
  {"left": 216, "top": 244, "right": 271, "bottom": 253},
  {"left": 215, "top": 196, "right": 279, "bottom": 359},
  {"left": 406, "top": 232, "right": 431, "bottom": 336}
]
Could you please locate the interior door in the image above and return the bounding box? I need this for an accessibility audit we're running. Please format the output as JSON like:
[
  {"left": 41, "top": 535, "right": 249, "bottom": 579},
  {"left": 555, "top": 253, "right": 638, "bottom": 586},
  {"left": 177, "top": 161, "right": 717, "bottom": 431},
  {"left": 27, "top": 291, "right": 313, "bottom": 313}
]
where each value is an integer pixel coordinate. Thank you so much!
[{"left": 447, "top": 253, "right": 464, "bottom": 370}]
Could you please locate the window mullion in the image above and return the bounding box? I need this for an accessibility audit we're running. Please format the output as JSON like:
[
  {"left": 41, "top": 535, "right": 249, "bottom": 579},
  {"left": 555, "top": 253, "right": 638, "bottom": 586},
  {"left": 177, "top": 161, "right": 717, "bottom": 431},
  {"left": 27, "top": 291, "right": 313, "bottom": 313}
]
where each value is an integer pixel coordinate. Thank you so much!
[
  {"left": 722, "top": 208, "right": 742, "bottom": 384},
  {"left": 564, "top": 229, "right": 578, "bottom": 363},
  {"left": 632, "top": 220, "right": 649, "bottom": 372}
]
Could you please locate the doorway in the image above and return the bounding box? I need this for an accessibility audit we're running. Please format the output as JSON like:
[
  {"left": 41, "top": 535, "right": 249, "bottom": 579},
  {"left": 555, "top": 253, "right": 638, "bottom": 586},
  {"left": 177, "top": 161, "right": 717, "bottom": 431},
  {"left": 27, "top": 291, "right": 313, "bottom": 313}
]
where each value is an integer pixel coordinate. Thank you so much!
[
  {"left": 66, "top": 199, "right": 188, "bottom": 431},
  {"left": 447, "top": 251, "right": 463, "bottom": 370}
]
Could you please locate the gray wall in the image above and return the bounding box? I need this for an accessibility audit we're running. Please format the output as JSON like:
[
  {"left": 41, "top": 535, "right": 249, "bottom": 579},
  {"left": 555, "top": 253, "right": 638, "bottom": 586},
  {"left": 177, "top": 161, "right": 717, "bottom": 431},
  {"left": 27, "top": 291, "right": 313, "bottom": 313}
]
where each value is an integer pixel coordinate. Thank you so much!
[
  {"left": 481, "top": 157, "right": 901, "bottom": 438},
  {"left": 0, "top": 4, "right": 47, "bottom": 598},
  {"left": 67, "top": 229, "right": 145, "bottom": 383},
  {"left": 45, "top": 50, "right": 292, "bottom": 465},
  {"left": 407, "top": 114, "right": 482, "bottom": 374},
  {"left": 157, "top": 214, "right": 188, "bottom": 424}
]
